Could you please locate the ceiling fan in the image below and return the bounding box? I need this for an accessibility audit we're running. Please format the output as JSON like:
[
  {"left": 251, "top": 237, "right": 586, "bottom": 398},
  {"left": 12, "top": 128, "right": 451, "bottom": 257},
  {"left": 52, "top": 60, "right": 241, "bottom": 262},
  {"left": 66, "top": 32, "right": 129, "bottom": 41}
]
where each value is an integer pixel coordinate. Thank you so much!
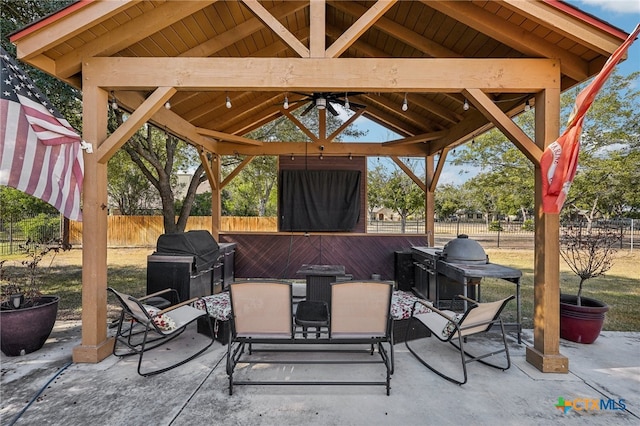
[{"left": 291, "top": 92, "right": 365, "bottom": 116}]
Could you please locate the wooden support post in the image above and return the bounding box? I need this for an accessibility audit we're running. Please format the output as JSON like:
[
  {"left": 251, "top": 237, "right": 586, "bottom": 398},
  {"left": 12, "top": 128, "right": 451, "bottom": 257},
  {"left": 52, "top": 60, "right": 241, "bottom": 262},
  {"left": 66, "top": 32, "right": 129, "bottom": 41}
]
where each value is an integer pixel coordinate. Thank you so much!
[
  {"left": 525, "top": 89, "right": 568, "bottom": 373},
  {"left": 73, "top": 85, "right": 114, "bottom": 363},
  {"left": 210, "top": 154, "right": 221, "bottom": 239},
  {"left": 425, "top": 155, "right": 435, "bottom": 246}
]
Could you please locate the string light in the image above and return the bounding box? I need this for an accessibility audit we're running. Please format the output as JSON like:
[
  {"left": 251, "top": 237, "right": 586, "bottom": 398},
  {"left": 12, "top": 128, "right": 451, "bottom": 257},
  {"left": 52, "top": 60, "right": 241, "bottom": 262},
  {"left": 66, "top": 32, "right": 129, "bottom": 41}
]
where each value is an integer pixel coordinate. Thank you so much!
[
  {"left": 344, "top": 93, "right": 350, "bottom": 109},
  {"left": 402, "top": 93, "right": 408, "bottom": 111},
  {"left": 348, "top": 153, "right": 353, "bottom": 160},
  {"left": 225, "top": 96, "right": 232, "bottom": 109},
  {"left": 319, "top": 153, "right": 323, "bottom": 160},
  {"left": 463, "top": 99, "right": 469, "bottom": 111},
  {"left": 110, "top": 91, "right": 118, "bottom": 110},
  {"left": 284, "top": 95, "right": 289, "bottom": 110},
  {"left": 524, "top": 99, "right": 531, "bottom": 111},
  {"left": 164, "top": 101, "right": 171, "bottom": 109},
  {"left": 291, "top": 154, "right": 295, "bottom": 161}
]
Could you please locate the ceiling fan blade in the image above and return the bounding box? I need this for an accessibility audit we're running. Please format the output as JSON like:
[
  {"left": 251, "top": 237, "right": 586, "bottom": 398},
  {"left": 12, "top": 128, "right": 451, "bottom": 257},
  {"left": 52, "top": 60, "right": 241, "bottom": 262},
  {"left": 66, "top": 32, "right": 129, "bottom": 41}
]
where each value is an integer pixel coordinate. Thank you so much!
[
  {"left": 327, "top": 103, "right": 340, "bottom": 116},
  {"left": 300, "top": 102, "right": 315, "bottom": 116}
]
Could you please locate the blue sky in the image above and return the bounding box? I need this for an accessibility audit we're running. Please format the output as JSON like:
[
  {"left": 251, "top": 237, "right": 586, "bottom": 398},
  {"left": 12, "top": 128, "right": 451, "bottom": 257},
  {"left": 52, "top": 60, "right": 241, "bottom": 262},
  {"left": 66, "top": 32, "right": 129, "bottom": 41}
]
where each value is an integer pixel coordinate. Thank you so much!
[{"left": 358, "top": 1, "right": 640, "bottom": 185}]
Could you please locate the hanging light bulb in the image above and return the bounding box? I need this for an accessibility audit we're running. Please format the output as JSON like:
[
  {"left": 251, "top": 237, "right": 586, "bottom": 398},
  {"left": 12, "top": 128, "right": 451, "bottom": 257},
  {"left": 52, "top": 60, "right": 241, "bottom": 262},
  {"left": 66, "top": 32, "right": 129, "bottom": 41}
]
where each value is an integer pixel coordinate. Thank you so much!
[
  {"left": 319, "top": 153, "right": 323, "bottom": 160},
  {"left": 283, "top": 95, "right": 289, "bottom": 110},
  {"left": 344, "top": 93, "right": 350, "bottom": 109},
  {"left": 524, "top": 99, "right": 531, "bottom": 111},
  {"left": 164, "top": 101, "right": 171, "bottom": 110},
  {"left": 291, "top": 154, "right": 295, "bottom": 161},
  {"left": 402, "top": 93, "right": 408, "bottom": 111},
  {"left": 225, "top": 96, "right": 232, "bottom": 109},
  {"left": 463, "top": 99, "right": 469, "bottom": 111},
  {"left": 111, "top": 91, "right": 118, "bottom": 110},
  {"left": 348, "top": 153, "right": 353, "bottom": 160}
]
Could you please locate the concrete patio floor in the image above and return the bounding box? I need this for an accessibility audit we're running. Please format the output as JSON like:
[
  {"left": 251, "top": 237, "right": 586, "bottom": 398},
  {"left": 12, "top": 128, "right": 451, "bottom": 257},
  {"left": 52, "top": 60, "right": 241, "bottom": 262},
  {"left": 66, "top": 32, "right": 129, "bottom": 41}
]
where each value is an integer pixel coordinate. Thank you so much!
[{"left": 1, "top": 321, "right": 638, "bottom": 426}]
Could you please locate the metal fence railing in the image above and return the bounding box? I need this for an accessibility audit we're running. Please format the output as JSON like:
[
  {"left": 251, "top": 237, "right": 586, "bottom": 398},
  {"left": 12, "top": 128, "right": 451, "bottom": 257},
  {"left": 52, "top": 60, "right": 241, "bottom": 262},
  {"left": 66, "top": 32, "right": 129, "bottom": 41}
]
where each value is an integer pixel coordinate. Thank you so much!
[
  {"left": 0, "top": 213, "right": 63, "bottom": 256},
  {"left": 1, "top": 214, "right": 636, "bottom": 254}
]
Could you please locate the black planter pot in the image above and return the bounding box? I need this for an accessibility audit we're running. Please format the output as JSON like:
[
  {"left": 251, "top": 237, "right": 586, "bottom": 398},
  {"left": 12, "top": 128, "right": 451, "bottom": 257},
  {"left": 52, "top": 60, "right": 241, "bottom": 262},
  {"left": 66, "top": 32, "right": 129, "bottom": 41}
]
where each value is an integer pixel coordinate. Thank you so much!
[
  {"left": 560, "top": 294, "right": 608, "bottom": 344},
  {"left": 0, "top": 296, "right": 59, "bottom": 356}
]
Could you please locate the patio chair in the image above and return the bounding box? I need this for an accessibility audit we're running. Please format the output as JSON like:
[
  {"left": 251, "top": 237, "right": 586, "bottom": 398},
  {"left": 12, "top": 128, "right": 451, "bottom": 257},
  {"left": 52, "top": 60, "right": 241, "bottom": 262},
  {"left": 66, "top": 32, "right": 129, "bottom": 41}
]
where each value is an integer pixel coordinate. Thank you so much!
[
  {"left": 405, "top": 294, "right": 514, "bottom": 385},
  {"left": 108, "top": 287, "right": 214, "bottom": 377}
]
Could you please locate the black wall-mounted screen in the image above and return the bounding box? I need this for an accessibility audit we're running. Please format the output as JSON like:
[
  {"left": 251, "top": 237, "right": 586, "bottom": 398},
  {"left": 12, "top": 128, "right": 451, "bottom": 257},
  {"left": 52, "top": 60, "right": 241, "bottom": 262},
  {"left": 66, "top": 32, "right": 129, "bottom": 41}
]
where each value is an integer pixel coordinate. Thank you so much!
[{"left": 279, "top": 170, "right": 361, "bottom": 232}]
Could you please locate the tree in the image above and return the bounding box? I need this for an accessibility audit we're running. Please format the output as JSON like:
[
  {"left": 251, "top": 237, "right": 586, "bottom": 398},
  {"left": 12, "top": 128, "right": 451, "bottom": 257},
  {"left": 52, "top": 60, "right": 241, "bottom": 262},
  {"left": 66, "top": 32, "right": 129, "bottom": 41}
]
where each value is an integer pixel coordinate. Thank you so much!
[
  {"left": 107, "top": 150, "right": 157, "bottom": 215},
  {"left": 434, "top": 184, "right": 464, "bottom": 220},
  {"left": 0, "top": 187, "right": 58, "bottom": 219},
  {"left": 381, "top": 168, "right": 424, "bottom": 233},
  {"left": 367, "top": 162, "right": 387, "bottom": 220},
  {"left": 112, "top": 110, "right": 206, "bottom": 233},
  {"left": 449, "top": 70, "right": 639, "bottom": 221}
]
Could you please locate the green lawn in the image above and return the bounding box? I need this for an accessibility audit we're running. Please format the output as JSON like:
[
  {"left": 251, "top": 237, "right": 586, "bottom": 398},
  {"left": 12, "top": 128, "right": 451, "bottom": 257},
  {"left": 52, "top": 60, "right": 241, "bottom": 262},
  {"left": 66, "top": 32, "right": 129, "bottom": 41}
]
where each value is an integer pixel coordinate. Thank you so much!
[{"left": 3, "top": 247, "right": 639, "bottom": 330}]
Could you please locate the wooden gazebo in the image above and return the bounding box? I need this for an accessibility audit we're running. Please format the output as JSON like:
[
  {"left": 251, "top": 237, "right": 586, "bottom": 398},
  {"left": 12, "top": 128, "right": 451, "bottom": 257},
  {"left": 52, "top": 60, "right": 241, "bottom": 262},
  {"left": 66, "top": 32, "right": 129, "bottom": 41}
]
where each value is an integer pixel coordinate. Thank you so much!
[{"left": 10, "top": 0, "right": 629, "bottom": 372}]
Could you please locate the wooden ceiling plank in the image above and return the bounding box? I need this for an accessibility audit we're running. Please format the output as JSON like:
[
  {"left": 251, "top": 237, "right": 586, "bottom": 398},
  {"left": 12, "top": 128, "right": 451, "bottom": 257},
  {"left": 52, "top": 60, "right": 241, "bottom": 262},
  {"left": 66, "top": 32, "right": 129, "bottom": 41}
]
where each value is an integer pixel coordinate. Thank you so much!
[
  {"left": 56, "top": 1, "right": 217, "bottom": 78},
  {"left": 325, "top": 0, "right": 398, "bottom": 58},
  {"left": 97, "top": 86, "right": 176, "bottom": 163},
  {"left": 463, "top": 88, "right": 542, "bottom": 164},
  {"left": 195, "top": 128, "right": 263, "bottom": 146},
  {"left": 181, "top": 2, "right": 306, "bottom": 57},
  {"left": 423, "top": 0, "right": 588, "bottom": 82},
  {"left": 13, "top": 0, "right": 137, "bottom": 60},
  {"left": 84, "top": 57, "right": 559, "bottom": 91},
  {"left": 241, "top": 0, "right": 309, "bottom": 57},
  {"left": 390, "top": 156, "right": 426, "bottom": 192},
  {"left": 502, "top": 0, "right": 623, "bottom": 55},
  {"left": 310, "top": 0, "right": 326, "bottom": 57},
  {"left": 331, "top": 1, "right": 459, "bottom": 58}
]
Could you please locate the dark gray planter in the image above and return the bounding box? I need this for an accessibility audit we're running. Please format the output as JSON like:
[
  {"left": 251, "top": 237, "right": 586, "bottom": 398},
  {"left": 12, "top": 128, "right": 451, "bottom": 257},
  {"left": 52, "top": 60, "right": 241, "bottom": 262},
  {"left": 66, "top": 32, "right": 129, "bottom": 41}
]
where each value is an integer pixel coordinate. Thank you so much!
[{"left": 0, "top": 296, "right": 59, "bottom": 356}]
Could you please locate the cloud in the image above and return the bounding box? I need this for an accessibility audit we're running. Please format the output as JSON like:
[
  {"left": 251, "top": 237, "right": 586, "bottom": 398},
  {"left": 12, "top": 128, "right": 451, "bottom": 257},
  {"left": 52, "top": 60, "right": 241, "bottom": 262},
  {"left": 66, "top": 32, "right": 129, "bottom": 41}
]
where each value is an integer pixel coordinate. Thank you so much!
[{"left": 578, "top": 0, "right": 640, "bottom": 14}]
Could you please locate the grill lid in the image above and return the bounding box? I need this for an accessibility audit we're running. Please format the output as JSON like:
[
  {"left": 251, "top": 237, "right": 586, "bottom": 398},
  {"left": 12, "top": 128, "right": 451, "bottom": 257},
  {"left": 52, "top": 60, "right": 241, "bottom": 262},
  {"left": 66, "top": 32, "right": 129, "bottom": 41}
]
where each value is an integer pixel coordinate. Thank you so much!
[
  {"left": 156, "top": 230, "right": 219, "bottom": 273},
  {"left": 441, "top": 234, "right": 488, "bottom": 264}
]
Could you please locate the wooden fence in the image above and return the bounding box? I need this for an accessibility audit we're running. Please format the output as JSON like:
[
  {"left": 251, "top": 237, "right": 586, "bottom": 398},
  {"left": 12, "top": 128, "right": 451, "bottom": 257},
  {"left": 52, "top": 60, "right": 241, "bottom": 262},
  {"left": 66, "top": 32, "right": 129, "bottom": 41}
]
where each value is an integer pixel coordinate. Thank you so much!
[{"left": 69, "top": 216, "right": 277, "bottom": 246}]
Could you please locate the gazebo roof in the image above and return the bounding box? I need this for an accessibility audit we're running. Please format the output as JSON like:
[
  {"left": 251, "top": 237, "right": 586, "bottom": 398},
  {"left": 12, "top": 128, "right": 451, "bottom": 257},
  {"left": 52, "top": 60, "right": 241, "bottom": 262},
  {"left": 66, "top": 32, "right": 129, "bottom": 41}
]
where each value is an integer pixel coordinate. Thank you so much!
[{"left": 10, "top": 0, "right": 628, "bottom": 157}]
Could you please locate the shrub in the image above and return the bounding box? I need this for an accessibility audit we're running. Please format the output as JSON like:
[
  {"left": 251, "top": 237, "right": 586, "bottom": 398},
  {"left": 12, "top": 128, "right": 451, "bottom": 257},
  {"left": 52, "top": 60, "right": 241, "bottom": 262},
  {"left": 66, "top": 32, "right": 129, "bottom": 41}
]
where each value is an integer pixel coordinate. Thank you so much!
[
  {"left": 522, "top": 219, "right": 534, "bottom": 231},
  {"left": 489, "top": 220, "right": 503, "bottom": 231},
  {"left": 17, "top": 214, "right": 59, "bottom": 243}
]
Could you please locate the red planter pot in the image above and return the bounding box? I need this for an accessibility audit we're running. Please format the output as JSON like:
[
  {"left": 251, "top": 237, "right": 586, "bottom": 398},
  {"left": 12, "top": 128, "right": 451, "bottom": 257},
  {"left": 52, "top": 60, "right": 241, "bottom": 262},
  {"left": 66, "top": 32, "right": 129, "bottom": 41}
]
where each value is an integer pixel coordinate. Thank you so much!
[
  {"left": 0, "top": 296, "right": 59, "bottom": 356},
  {"left": 560, "top": 294, "right": 608, "bottom": 344}
]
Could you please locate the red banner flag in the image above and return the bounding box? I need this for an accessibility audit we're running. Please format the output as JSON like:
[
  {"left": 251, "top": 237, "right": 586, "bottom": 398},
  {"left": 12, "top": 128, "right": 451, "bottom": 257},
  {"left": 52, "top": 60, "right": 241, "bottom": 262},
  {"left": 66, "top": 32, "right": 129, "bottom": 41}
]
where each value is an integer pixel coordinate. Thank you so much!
[
  {"left": 541, "top": 24, "right": 640, "bottom": 214},
  {"left": 1, "top": 47, "right": 88, "bottom": 221}
]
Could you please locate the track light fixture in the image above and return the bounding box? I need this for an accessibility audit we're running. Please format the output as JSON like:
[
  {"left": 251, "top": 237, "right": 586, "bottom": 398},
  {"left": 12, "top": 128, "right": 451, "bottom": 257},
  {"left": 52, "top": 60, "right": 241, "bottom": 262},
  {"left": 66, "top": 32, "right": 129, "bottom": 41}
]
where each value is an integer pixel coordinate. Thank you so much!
[
  {"left": 225, "top": 96, "right": 232, "bottom": 109},
  {"left": 402, "top": 93, "right": 408, "bottom": 111},
  {"left": 284, "top": 95, "right": 289, "bottom": 110},
  {"left": 524, "top": 99, "right": 531, "bottom": 111},
  {"left": 463, "top": 99, "right": 469, "bottom": 111}
]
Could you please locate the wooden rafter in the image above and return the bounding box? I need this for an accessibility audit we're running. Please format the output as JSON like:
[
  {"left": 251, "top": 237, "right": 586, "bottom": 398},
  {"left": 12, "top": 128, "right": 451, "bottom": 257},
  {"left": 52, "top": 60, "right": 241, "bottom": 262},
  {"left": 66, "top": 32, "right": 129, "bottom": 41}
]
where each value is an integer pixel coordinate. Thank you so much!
[
  {"left": 97, "top": 87, "right": 176, "bottom": 163},
  {"left": 195, "top": 128, "right": 263, "bottom": 146},
  {"left": 198, "top": 148, "right": 217, "bottom": 191},
  {"left": 430, "top": 147, "right": 450, "bottom": 193},
  {"left": 391, "top": 156, "right": 426, "bottom": 192},
  {"left": 325, "top": 0, "right": 398, "bottom": 58},
  {"left": 463, "top": 88, "right": 543, "bottom": 164},
  {"left": 383, "top": 130, "right": 448, "bottom": 146},
  {"left": 241, "top": 0, "right": 309, "bottom": 57},
  {"left": 310, "top": 0, "right": 325, "bottom": 57},
  {"left": 327, "top": 108, "right": 366, "bottom": 142}
]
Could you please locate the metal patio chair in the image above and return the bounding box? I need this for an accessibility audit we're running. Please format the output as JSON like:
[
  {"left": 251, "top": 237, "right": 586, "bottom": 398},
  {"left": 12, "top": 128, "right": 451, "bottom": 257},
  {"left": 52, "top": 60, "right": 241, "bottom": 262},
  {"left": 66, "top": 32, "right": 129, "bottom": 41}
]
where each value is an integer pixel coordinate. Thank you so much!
[
  {"left": 108, "top": 287, "right": 214, "bottom": 376},
  {"left": 405, "top": 294, "right": 514, "bottom": 385}
]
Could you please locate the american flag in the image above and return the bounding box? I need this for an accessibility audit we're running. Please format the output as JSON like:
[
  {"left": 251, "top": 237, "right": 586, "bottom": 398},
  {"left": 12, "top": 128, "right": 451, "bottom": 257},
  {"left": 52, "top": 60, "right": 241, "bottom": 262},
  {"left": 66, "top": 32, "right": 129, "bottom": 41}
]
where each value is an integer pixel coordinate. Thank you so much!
[
  {"left": 541, "top": 24, "right": 640, "bottom": 214},
  {"left": 0, "top": 47, "right": 84, "bottom": 221}
]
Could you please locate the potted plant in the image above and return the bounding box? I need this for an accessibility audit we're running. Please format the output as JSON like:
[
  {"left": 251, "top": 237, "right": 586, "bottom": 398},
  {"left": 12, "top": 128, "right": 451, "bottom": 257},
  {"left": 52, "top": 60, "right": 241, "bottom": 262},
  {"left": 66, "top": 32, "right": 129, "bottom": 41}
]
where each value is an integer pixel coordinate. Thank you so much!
[
  {"left": 559, "top": 223, "right": 620, "bottom": 344},
  {"left": 0, "top": 239, "right": 65, "bottom": 356}
]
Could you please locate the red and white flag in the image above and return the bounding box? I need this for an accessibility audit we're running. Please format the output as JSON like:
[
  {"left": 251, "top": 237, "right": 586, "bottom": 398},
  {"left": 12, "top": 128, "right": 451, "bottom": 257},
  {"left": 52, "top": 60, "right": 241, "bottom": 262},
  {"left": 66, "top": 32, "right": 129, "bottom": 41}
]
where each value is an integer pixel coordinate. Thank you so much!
[
  {"left": 1, "top": 47, "right": 87, "bottom": 221},
  {"left": 541, "top": 24, "right": 640, "bottom": 214}
]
